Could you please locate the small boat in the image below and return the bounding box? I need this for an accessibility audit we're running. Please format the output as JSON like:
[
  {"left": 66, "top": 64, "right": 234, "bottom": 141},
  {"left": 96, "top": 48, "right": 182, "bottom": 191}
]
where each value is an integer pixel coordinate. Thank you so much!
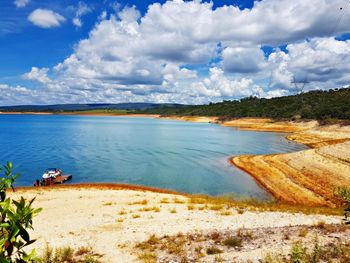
[
  {"left": 42, "top": 168, "right": 62, "bottom": 179},
  {"left": 34, "top": 168, "right": 72, "bottom": 186}
]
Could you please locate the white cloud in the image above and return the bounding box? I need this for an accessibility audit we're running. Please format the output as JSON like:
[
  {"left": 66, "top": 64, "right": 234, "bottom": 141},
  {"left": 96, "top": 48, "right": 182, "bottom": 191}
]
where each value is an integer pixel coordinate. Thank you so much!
[
  {"left": 268, "top": 38, "right": 350, "bottom": 90},
  {"left": 14, "top": 0, "right": 30, "bottom": 8},
  {"left": 0, "top": 84, "right": 40, "bottom": 106},
  {"left": 72, "top": 1, "right": 92, "bottom": 28},
  {"left": 222, "top": 46, "right": 266, "bottom": 73},
  {"left": 191, "top": 67, "right": 263, "bottom": 99},
  {"left": 28, "top": 9, "right": 65, "bottom": 28},
  {"left": 6, "top": 0, "right": 350, "bottom": 105},
  {"left": 22, "top": 67, "right": 51, "bottom": 84}
]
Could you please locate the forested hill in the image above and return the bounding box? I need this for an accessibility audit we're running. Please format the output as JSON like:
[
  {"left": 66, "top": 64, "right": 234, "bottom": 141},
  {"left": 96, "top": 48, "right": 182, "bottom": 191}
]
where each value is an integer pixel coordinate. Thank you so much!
[
  {"left": 0, "top": 103, "right": 184, "bottom": 112},
  {"left": 143, "top": 87, "right": 350, "bottom": 120}
]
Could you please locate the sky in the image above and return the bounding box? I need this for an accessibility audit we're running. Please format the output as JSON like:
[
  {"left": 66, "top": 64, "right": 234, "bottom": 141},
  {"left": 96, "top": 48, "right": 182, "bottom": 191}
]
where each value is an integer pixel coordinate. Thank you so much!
[{"left": 0, "top": 0, "right": 350, "bottom": 106}]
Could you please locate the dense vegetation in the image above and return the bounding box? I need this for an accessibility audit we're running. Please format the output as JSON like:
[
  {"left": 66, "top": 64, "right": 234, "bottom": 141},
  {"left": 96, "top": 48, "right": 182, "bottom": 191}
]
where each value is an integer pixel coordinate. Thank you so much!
[{"left": 142, "top": 87, "right": 350, "bottom": 120}]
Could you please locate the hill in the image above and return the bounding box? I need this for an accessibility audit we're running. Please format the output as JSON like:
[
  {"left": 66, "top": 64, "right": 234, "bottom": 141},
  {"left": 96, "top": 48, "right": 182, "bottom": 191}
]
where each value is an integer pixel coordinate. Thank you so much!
[
  {"left": 0, "top": 103, "right": 184, "bottom": 112},
  {"left": 143, "top": 87, "right": 350, "bottom": 120}
]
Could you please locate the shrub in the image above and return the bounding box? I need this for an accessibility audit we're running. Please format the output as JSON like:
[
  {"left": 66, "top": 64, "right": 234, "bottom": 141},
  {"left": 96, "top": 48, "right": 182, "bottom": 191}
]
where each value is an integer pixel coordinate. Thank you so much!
[
  {"left": 336, "top": 186, "right": 350, "bottom": 224},
  {"left": 39, "top": 245, "right": 100, "bottom": 263},
  {"left": 206, "top": 246, "right": 223, "bottom": 255},
  {"left": 290, "top": 242, "right": 306, "bottom": 263},
  {"left": 223, "top": 237, "right": 242, "bottom": 247},
  {"left": 0, "top": 162, "right": 42, "bottom": 262}
]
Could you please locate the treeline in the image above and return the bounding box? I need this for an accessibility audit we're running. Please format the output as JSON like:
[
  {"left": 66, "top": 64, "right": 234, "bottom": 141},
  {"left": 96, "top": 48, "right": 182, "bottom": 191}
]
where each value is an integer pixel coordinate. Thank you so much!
[{"left": 142, "top": 87, "right": 350, "bottom": 120}]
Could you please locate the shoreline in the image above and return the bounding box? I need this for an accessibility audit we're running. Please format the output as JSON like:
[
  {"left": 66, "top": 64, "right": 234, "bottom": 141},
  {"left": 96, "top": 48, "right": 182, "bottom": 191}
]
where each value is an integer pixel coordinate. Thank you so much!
[
  {"left": 5, "top": 113, "right": 349, "bottom": 261},
  {"left": 4, "top": 112, "right": 350, "bottom": 206},
  {"left": 152, "top": 116, "right": 350, "bottom": 207}
]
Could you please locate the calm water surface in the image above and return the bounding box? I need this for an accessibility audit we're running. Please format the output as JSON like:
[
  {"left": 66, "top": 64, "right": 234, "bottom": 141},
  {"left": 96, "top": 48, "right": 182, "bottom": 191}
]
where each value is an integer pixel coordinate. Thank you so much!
[{"left": 0, "top": 115, "right": 308, "bottom": 198}]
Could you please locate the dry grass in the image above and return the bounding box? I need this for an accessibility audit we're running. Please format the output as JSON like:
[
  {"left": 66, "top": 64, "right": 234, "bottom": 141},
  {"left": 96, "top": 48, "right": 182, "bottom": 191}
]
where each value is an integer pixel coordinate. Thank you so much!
[
  {"left": 102, "top": 202, "right": 113, "bottom": 206},
  {"left": 129, "top": 199, "right": 148, "bottom": 205},
  {"left": 173, "top": 198, "right": 185, "bottom": 204},
  {"left": 39, "top": 245, "right": 102, "bottom": 263},
  {"left": 118, "top": 210, "right": 127, "bottom": 215},
  {"left": 132, "top": 214, "right": 141, "bottom": 219},
  {"left": 187, "top": 204, "right": 195, "bottom": 210},
  {"left": 137, "top": 252, "right": 157, "bottom": 263},
  {"left": 186, "top": 194, "right": 342, "bottom": 216},
  {"left": 169, "top": 208, "right": 177, "bottom": 214},
  {"left": 160, "top": 198, "right": 169, "bottom": 204},
  {"left": 134, "top": 223, "right": 349, "bottom": 263},
  {"left": 138, "top": 206, "right": 161, "bottom": 212},
  {"left": 220, "top": 210, "right": 232, "bottom": 216},
  {"left": 298, "top": 228, "right": 308, "bottom": 237}
]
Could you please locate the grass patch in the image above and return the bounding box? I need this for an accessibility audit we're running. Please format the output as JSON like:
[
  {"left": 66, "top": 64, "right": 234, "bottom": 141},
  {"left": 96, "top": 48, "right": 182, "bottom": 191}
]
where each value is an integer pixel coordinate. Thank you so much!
[
  {"left": 130, "top": 199, "right": 148, "bottom": 205},
  {"left": 173, "top": 198, "right": 185, "bottom": 204},
  {"left": 220, "top": 210, "right": 232, "bottom": 216},
  {"left": 206, "top": 246, "right": 223, "bottom": 255},
  {"left": 169, "top": 208, "right": 177, "bottom": 213},
  {"left": 137, "top": 252, "right": 157, "bottom": 263},
  {"left": 132, "top": 214, "right": 141, "bottom": 219},
  {"left": 264, "top": 239, "right": 350, "bottom": 263},
  {"left": 39, "top": 245, "right": 101, "bottom": 263},
  {"left": 298, "top": 228, "right": 308, "bottom": 237},
  {"left": 160, "top": 198, "right": 169, "bottom": 204},
  {"left": 139, "top": 206, "right": 161, "bottom": 213},
  {"left": 118, "top": 210, "right": 127, "bottom": 215},
  {"left": 223, "top": 237, "right": 242, "bottom": 247},
  {"left": 187, "top": 204, "right": 194, "bottom": 210},
  {"left": 209, "top": 205, "right": 224, "bottom": 211}
]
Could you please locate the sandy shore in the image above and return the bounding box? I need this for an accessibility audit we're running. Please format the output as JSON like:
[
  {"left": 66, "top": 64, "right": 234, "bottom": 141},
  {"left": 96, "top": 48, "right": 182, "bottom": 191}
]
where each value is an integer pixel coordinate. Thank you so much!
[
  {"left": 224, "top": 119, "right": 350, "bottom": 207},
  {"left": 11, "top": 186, "right": 346, "bottom": 262}
]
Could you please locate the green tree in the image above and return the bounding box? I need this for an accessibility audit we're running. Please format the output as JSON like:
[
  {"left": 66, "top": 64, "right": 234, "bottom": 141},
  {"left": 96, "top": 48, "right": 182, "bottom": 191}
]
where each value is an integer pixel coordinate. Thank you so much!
[{"left": 0, "top": 162, "right": 42, "bottom": 262}]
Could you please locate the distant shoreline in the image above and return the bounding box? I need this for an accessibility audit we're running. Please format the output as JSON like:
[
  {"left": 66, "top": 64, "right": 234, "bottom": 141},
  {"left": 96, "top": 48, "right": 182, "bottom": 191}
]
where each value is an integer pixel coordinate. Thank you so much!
[{"left": 0, "top": 111, "right": 160, "bottom": 118}]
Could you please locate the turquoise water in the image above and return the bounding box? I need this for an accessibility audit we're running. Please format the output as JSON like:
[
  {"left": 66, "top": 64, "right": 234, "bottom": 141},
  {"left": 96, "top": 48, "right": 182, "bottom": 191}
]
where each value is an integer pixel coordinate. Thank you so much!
[{"left": 0, "top": 114, "right": 307, "bottom": 198}]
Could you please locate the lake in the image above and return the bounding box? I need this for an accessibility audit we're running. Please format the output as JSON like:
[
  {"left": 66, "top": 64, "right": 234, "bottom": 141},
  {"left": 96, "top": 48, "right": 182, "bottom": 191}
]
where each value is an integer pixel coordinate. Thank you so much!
[{"left": 0, "top": 114, "right": 307, "bottom": 198}]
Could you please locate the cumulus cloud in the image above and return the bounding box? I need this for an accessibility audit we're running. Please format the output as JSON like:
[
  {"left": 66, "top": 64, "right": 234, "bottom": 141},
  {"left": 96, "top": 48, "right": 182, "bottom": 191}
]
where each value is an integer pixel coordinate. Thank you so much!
[
  {"left": 22, "top": 67, "right": 51, "bottom": 84},
  {"left": 0, "top": 84, "right": 39, "bottom": 106},
  {"left": 28, "top": 9, "right": 65, "bottom": 28},
  {"left": 222, "top": 46, "right": 266, "bottom": 73},
  {"left": 268, "top": 38, "right": 350, "bottom": 90},
  {"left": 14, "top": 0, "right": 30, "bottom": 8},
  {"left": 191, "top": 67, "right": 263, "bottom": 99},
  {"left": 72, "top": 1, "right": 92, "bottom": 28},
  {"left": 6, "top": 0, "right": 350, "bottom": 105}
]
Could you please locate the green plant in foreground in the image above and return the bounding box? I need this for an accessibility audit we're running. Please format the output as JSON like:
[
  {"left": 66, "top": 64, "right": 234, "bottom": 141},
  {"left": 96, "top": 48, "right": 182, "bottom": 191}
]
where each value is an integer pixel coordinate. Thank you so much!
[
  {"left": 335, "top": 186, "right": 350, "bottom": 224},
  {"left": 0, "top": 162, "right": 42, "bottom": 262},
  {"left": 290, "top": 242, "right": 306, "bottom": 263}
]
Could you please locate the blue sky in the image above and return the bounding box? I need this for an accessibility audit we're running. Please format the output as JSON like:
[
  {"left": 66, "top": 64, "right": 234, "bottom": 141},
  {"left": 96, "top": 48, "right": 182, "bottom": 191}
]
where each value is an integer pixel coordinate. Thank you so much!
[
  {"left": 0, "top": 0, "right": 350, "bottom": 105},
  {"left": 0, "top": 0, "right": 256, "bottom": 80}
]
